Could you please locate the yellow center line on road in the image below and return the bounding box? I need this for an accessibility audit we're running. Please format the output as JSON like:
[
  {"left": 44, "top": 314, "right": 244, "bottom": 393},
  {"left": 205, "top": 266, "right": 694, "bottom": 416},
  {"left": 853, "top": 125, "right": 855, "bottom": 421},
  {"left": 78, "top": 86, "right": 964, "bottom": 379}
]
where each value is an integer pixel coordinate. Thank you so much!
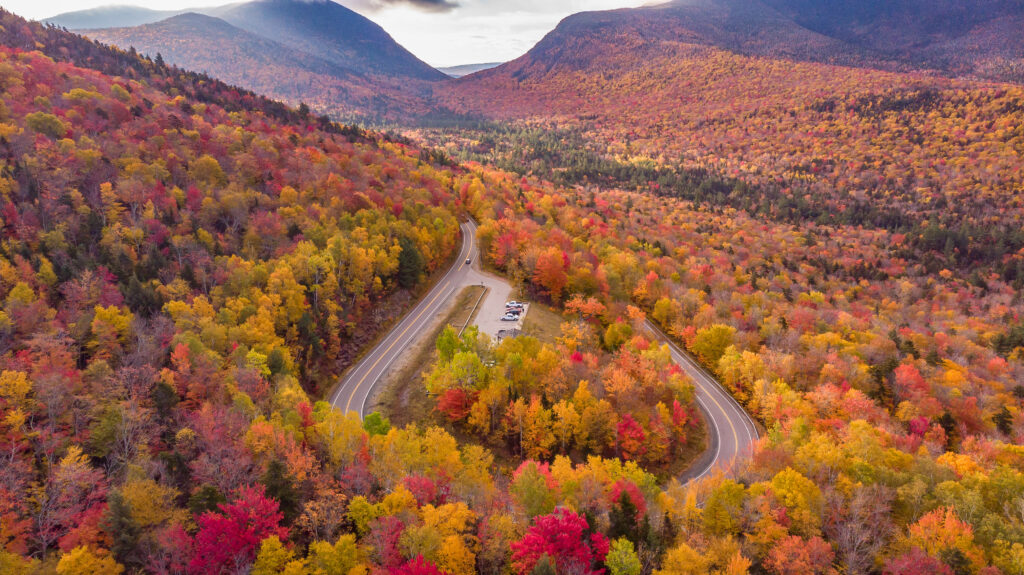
[
  {"left": 697, "top": 374, "right": 740, "bottom": 460},
  {"left": 342, "top": 222, "right": 472, "bottom": 414},
  {"left": 652, "top": 319, "right": 742, "bottom": 464},
  {"left": 344, "top": 279, "right": 452, "bottom": 414}
]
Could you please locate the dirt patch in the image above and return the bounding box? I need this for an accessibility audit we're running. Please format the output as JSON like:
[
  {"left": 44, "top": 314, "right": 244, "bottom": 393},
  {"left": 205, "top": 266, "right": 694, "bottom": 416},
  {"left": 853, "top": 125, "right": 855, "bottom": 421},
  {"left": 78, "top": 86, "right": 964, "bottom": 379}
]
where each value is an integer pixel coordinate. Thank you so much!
[{"left": 520, "top": 304, "right": 564, "bottom": 344}]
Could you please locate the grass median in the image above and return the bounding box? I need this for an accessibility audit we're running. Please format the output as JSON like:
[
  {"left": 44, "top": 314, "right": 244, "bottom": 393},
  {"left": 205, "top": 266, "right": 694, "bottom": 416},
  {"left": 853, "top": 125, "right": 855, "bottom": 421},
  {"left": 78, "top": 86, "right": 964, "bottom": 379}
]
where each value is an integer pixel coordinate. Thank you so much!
[{"left": 371, "top": 285, "right": 486, "bottom": 428}]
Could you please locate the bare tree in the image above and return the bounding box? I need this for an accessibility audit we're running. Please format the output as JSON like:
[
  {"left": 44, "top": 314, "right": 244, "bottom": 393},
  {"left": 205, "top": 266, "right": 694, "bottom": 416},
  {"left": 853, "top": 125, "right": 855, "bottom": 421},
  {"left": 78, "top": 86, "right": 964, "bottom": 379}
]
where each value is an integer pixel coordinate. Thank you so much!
[{"left": 825, "top": 484, "right": 894, "bottom": 575}]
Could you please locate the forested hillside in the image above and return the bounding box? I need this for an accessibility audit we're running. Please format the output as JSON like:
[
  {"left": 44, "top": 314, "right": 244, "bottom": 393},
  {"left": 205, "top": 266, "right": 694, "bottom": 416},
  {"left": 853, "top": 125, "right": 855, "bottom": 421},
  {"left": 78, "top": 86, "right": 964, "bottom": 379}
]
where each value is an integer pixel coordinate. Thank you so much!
[
  {"left": 455, "top": 0, "right": 1024, "bottom": 82},
  {"left": 438, "top": 35, "right": 1024, "bottom": 277},
  {"left": 0, "top": 12, "right": 705, "bottom": 575},
  {"left": 83, "top": 0, "right": 443, "bottom": 120},
  {"left": 457, "top": 161, "right": 1024, "bottom": 574},
  {"left": 84, "top": 13, "right": 401, "bottom": 120},
  {"left": 0, "top": 6, "right": 1023, "bottom": 575}
]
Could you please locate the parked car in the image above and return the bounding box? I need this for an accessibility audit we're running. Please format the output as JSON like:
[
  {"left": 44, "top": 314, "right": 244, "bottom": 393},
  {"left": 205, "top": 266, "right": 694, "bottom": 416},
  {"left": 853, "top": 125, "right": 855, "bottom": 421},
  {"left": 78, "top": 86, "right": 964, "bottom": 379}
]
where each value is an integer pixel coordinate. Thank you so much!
[
  {"left": 500, "top": 314, "right": 518, "bottom": 321},
  {"left": 506, "top": 301, "right": 524, "bottom": 307}
]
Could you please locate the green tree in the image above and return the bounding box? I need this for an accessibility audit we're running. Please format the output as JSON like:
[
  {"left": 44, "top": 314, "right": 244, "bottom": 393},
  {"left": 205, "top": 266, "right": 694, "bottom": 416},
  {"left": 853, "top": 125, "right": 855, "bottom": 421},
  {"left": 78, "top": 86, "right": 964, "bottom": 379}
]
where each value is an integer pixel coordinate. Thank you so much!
[
  {"left": 189, "top": 484, "right": 226, "bottom": 516},
  {"left": 437, "top": 325, "right": 460, "bottom": 363},
  {"left": 606, "top": 539, "right": 642, "bottom": 575},
  {"left": 604, "top": 321, "right": 633, "bottom": 351},
  {"left": 104, "top": 492, "right": 140, "bottom": 567},
  {"left": 26, "top": 112, "right": 66, "bottom": 138},
  {"left": 363, "top": 412, "right": 392, "bottom": 436},
  {"left": 398, "top": 236, "right": 425, "bottom": 289},
  {"left": 691, "top": 324, "right": 736, "bottom": 366},
  {"left": 609, "top": 491, "right": 640, "bottom": 544},
  {"left": 260, "top": 460, "right": 300, "bottom": 524}
]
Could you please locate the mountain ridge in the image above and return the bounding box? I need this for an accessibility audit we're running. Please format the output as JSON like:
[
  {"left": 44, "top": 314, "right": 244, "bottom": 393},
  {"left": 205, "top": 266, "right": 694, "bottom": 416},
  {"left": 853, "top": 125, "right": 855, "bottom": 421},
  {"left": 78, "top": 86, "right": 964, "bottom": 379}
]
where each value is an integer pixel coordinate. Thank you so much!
[
  {"left": 85, "top": 12, "right": 380, "bottom": 115},
  {"left": 44, "top": 4, "right": 181, "bottom": 29},
  {"left": 79, "top": 0, "right": 444, "bottom": 119},
  {"left": 212, "top": 0, "right": 444, "bottom": 81},
  {"left": 49, "top": 0, "right": 443, "bottom": 81},
  {"left": 473, "top": 0, "right": 1024, "bottom": 83}
]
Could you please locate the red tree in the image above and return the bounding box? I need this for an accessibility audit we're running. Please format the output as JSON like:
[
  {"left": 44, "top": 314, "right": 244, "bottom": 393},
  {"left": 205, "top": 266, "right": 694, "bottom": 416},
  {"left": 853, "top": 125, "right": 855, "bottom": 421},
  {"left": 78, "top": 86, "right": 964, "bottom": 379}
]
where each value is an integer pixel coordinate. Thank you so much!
[
  {"left": 403, "top": 475, "right": 440, "bottom": 506},
  {"left": 188, "top": 485, "right": 289, "bottom": 575},
  {"left": 616, "top": 415, "right": 647, "bottom": 461},
  {"left": 511, "top": 509, "right": 609, "bottom": 575},
  {"left": 435, "top": 388, "right": 478, "bottom": 422},
  {"left": 391, "top": 555, "right": 449, "bottom": 575},
  {"left": 533, "top": 248, "right": 569, "bottom": 302},
  {"left": 369, "top": 516, "right": 405, "bottom": 570},
  {"left": 609, "top": 480, "right": 647, "bottom": 522},
  {"left": 765, "top": 535, "right": 837, "bottom": 575},
  {"left": 883, "top": 547, "right": 954, "bottom": 575}
]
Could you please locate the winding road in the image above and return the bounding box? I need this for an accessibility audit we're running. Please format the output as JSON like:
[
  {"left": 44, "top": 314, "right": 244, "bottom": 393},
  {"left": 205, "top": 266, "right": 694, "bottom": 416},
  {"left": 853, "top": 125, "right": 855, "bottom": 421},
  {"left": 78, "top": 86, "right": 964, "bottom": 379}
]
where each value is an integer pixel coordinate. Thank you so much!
[
  {"left": 329, "top": 220, "right": 478, "bottom": 418},
  {"left": 644, "top": 320, "right": 759, "bottom": 482},
  {"left": 330, "top": 220, "right": 758, "bottom": 482}
]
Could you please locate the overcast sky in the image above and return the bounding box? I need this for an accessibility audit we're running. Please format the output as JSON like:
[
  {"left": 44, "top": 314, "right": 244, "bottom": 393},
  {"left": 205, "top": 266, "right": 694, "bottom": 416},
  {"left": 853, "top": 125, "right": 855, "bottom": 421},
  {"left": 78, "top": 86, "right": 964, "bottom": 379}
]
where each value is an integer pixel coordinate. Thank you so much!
[{"left": 13, "top": 0, "right": 652, "bottom": 67}]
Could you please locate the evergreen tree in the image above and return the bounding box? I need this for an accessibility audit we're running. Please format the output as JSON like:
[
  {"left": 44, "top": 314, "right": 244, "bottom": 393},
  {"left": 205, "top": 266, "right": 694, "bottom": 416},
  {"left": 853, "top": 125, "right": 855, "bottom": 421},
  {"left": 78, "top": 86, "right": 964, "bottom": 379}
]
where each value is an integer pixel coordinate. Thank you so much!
[
  {"left": 261, "top": 459, "right": 300, "bottom": 524},
  {"left": 104, "top": 491, "right": 140, "bottom": 567},
  {"left": 189, "top": 484, "right": 226, "bottom": 516},
  {"left": 994, "top": 406, "right": 1013, "bottom": 435},
  {"left": 151, "top": 381, "right": 178, "bottom": 421},
  {"left": 609, "top": 492, "right": 639, "bottom": 544},
  {"left": 397, "top": 236, "right": 425, "bottom": 289}
]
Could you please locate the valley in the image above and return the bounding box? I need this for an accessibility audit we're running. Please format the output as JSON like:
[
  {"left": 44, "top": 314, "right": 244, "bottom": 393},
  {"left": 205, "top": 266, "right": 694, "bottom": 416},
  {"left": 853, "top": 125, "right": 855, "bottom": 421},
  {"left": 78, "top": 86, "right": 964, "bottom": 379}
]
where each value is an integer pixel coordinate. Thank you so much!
[{"left": 0, "top": 1, "right": 1022, "bottom": 574}]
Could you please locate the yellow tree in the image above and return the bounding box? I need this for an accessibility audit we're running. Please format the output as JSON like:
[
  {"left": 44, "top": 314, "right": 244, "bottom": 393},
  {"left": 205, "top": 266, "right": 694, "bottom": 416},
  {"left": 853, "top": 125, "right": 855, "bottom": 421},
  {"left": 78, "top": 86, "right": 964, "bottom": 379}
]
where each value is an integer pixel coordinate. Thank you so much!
[
  {"left": 56, "top": 546, "right": 124, "bottom": 575},
  {"left": 88, "top": 306, "right": 133, "bottom": 362}
]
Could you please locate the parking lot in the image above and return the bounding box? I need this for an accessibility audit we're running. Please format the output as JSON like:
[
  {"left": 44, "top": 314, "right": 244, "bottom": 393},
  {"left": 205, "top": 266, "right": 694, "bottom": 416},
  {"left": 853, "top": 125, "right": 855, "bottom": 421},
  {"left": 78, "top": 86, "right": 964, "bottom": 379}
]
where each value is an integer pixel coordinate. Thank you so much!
[{"left": 469, "top": 278, "right": 528, "bottom": 340}]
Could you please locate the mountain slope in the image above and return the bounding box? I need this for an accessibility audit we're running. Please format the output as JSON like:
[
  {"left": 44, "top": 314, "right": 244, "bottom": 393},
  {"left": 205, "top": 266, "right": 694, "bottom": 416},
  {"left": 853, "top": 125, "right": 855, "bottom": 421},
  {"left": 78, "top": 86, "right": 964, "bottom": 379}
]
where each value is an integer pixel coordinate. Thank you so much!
[
  {"left": 438, "top": 0, "right": 1024, "bottom": 236},
  {"left": 57, "top": 0, "right": 445, "bottom": 118},
  {"left": 439, "top": 62, "right": 503, "bottom": 78},
  {"left": 83, "top": 1, "right": 443, "bottom": 119},
  {"left": 758, "top": 0, "right": 1024, "bottom": 78},
  {"left": 44, "top": 5, "right": 179, "bottom": 29},
  {"left": 85, "top": 13, "right": 383, "bottom": 116},
  {"left": 511, "top": 0, "right": 881, "bottom": 72},
  {"left": 213, "top": 0, "right": 444, "bottom": 81},
  {"left": 465, "top": 0, "right": 1023, "bottom": 82}
]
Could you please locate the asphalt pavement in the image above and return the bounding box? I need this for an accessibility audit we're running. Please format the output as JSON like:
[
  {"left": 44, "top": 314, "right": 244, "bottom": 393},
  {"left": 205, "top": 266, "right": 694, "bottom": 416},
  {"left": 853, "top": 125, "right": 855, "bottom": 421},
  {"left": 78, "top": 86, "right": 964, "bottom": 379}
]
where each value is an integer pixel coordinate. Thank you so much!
[
  {"left": 328, "top": 220, "right": 478, "bottom": 418},
  {"left": 644, "top": 319, "right": 759, "bottom": 482}
]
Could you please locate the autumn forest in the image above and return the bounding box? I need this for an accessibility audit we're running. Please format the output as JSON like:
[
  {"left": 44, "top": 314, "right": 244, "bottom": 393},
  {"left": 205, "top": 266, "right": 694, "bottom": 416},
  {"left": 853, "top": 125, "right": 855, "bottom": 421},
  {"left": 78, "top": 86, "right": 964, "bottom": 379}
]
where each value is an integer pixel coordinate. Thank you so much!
[{"left": 1, "top": 1, "right": 1024, "bottom": 575}]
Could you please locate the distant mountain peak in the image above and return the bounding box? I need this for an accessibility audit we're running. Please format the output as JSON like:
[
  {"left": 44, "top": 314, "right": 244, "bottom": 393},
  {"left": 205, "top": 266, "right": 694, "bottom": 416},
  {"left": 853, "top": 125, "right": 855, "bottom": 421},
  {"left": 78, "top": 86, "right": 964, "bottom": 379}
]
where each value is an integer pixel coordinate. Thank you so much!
[
  {"left": 45, "top": 5, "right": 181, "bottom": 29},
  {"left": 214, "top": 0, "right": 445, "bottom": 80}
]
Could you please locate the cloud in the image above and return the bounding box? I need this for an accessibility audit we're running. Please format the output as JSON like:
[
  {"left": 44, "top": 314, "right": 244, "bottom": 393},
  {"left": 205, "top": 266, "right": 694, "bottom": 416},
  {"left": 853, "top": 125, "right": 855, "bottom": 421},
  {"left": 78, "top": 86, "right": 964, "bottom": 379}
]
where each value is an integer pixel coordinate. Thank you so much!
[{"left": 347, "top": 0, "right": 459, "bottom": 12}]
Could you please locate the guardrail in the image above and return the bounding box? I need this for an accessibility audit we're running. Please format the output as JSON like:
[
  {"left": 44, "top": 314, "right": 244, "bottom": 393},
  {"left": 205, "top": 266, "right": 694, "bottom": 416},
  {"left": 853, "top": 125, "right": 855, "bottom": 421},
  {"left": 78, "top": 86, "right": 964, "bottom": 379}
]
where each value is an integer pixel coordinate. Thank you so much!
[{"left": 459, "top": 286, "right": 488, "bottom": 336}]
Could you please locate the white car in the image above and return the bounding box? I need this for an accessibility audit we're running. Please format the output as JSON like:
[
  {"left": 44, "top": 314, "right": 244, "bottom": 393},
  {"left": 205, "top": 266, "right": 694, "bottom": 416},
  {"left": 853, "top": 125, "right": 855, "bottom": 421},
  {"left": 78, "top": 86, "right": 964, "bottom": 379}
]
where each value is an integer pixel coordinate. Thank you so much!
[
  {"left": 506, "top": 301, "right": 524, "bottom": 307},
  {"left": 500, "top": 314, "right": 518, "bottom": 321}
]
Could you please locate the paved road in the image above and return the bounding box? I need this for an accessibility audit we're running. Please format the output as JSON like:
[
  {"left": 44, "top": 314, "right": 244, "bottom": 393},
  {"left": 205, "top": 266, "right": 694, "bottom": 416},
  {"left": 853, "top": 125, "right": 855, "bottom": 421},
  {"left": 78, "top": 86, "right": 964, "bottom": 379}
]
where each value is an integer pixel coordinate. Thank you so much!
[
  {"left": 330, "top": 219, "right": 758, "bottom": 483},
  {"left": 329, "top": 220, "right": 478, "bottom": 418},
  {"left": 644, "top": 320, "right": 759, "bottom": 482}
]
